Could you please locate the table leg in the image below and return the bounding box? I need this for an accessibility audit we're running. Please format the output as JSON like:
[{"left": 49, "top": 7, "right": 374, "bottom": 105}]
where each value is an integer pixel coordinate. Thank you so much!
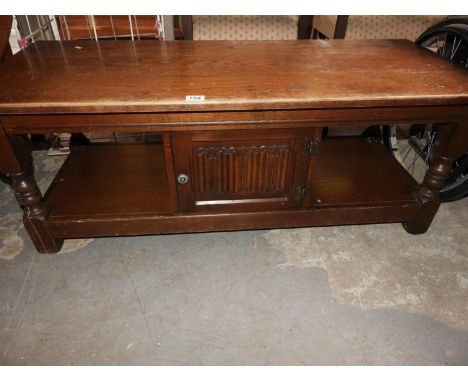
[
  {"left": 404, "top": 113, "right": 468, "bottom": 234},
  {"left": 1, "top": 130, "right": 63, "bottom": 253}
]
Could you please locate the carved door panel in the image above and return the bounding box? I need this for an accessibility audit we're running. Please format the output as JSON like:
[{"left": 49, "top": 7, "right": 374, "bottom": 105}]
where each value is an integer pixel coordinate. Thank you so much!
[{"left": 171, "top": 128, "right": 321, "bottom": 212}]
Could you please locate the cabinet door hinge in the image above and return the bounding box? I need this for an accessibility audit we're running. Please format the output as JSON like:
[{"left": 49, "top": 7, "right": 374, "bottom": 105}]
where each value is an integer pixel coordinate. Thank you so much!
[
  {"left": 301, "top": 138, "right": 320, "bottom": 156},
  {"left": 301, "top": 138, "right": 320, "bottom": 155},
  {"left": 295, "top": 185, "right": 310, "bottom": 201}
]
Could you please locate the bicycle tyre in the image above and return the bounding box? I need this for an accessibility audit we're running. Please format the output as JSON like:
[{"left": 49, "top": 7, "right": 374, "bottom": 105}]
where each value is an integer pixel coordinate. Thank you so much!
[{"left": 382, "top": 19, "right": 468, "bottom": 202}]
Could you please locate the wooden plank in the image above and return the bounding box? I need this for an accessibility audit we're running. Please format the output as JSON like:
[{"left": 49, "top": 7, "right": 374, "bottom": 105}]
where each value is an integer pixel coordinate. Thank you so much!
[
  {"left": 2, "top": 105, "right": 463, "bottom": 135},
  {"left": 311, "top": 138, "right": 418, "bottom": 207},
  {"left": 161, "top": 132, "right": 178, "bottom": 212},
  {"left": 0, "top": 15, "right": 12, "bottom": 62},
  {"left": 0, "top": 40, "right": 467, "bottom": 114},
  {"left": 44, "top": 143, "right": 174, "bottom": 218},
  {"left": 0, "top": 128, "right": 22, "bottom": 174},
  {"left": 47, "top": 204, "right": 418, "bottom": 239}
]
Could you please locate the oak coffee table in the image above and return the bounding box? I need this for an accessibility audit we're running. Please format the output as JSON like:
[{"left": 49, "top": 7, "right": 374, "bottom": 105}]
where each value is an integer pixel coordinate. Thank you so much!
[{"left": 0, "top": 39, "right": 467, "bottom": 253}]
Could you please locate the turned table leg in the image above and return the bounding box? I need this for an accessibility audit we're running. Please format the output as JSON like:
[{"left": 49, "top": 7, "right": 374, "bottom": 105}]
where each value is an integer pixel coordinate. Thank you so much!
[
  {"left": 403, "top": 152, "right": 452, "bottom": 234},
  {"left": 10, "top": 171, "right": 63, "bottom": 253},
  {"left": 404, "top": 112, "right": 468, "bottom": 234},
  {"left": 0, "top": 129, "right": 63, "bottom": 253}
]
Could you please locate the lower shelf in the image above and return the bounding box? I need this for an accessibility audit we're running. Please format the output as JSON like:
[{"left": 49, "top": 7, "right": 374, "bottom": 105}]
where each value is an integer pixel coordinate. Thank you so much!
[
  {"left": 45, "top": 143, "right": 175, "bottom": 218},
  {"left": 311, "top": 138, "right": 418, "bottom": 207},
  {"left": 44, "top": 139, "right": 419, "bottom": 238}
]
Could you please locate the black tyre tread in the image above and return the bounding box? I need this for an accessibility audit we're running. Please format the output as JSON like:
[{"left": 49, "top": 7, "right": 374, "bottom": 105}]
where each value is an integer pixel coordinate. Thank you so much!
[
  {"left": 416, "top": 26, "right": 468, "bottom": 46},
  {"left": 440, "top": 180, "right": 468, "bottom": 202},
  {"left": 415, "top": 17, "right": 468, "bottom": 44}
]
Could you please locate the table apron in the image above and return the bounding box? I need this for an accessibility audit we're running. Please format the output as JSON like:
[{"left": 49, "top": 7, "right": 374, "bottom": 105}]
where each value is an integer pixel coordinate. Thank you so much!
[{"left": 1, "top": 105, "right": 464, "bottom": 134}]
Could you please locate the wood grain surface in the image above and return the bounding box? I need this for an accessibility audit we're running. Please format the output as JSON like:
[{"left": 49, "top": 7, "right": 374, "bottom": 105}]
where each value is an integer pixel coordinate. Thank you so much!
[{"left": 0, "top": 39, "right": 467, "bottom": 114}]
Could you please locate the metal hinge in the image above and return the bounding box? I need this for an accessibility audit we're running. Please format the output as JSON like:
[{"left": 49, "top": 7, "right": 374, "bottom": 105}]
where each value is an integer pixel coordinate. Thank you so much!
[
  {"left": 295, "top": 185, "right": 310, "bottom": 201},
  {"left": 301, "top": 138, "right": 320, "bottom": 156}
]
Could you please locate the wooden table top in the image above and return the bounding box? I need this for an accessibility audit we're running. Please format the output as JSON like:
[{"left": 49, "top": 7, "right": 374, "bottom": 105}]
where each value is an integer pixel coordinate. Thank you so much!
[{"left": 0, "top": 39, "right": 467, "bottom": 114}]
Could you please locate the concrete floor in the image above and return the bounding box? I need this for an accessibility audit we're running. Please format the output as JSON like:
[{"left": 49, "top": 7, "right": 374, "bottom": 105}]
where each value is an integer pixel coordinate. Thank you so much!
[{"left": 0, "top": 152, "right": 468, "bottom": 365}]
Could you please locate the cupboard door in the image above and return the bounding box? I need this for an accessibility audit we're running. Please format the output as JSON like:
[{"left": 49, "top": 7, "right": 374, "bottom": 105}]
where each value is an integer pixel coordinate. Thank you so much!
[{"left": 171, "top": 128, "right": 321, "bottom": 212}]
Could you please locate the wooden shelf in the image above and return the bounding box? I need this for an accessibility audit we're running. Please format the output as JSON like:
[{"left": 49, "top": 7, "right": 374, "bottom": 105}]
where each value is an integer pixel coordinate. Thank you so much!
[
  {"left": 311, "top": 138, "right": 418, "bottom": 207},
  {"left": 44, "top": 138, "right": 419, "bottom": 239},
  {"left": 45, "top": 144, "right": 175, "bottom": 220}
]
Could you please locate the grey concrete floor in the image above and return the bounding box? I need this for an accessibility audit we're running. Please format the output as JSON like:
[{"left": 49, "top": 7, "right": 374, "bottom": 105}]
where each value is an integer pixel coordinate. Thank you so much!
[{"left": 0, "top": 152, "right": 468, "bottom": 365}]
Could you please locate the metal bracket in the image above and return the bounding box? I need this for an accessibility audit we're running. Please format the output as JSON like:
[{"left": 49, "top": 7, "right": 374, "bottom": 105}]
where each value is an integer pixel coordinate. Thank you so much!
[
  {"left": 295, "top": 185, "right": 310, "bottom": 201},
  {"left": 301, "top": 138, "right": 320, "bottom": 156}
]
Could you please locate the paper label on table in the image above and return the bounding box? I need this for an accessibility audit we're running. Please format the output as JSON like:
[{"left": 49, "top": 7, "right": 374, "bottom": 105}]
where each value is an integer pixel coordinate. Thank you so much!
[{"left": 185, "top": 95, "right": 205, "bottom": 102}]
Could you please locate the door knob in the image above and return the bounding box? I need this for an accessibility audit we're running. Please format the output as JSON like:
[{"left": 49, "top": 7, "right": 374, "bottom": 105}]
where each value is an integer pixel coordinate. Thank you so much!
[{"left": 177, "top": 173, "right": 189, "bottom": 185}]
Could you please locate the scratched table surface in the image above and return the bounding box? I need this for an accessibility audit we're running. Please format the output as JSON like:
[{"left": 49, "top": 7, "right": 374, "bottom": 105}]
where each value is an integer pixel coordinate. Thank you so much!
[{"left": 0, "top": 39, "right": 467, "bottom": 114}]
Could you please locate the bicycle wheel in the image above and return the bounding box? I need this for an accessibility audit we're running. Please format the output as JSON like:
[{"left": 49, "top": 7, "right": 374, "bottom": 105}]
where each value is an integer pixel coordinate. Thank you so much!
[{"left": 382, "top": 19, "right": 468, "bottom": 202}]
